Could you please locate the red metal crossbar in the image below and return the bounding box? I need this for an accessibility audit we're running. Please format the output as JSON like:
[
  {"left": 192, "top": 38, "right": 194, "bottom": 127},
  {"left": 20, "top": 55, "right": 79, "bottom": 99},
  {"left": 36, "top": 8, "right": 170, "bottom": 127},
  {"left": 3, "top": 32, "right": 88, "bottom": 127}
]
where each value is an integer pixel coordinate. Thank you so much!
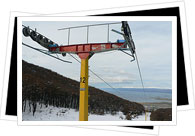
[{"left": 49, "top": 42, "right": 126, "bottom": 54}]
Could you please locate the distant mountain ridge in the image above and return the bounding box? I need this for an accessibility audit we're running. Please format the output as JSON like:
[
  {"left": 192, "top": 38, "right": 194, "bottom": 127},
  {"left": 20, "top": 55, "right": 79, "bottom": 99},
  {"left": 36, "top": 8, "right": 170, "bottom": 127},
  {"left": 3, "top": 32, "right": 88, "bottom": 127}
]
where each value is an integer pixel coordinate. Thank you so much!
[{"left": 22, "top": 60, "right": 145, "bottom": 120}]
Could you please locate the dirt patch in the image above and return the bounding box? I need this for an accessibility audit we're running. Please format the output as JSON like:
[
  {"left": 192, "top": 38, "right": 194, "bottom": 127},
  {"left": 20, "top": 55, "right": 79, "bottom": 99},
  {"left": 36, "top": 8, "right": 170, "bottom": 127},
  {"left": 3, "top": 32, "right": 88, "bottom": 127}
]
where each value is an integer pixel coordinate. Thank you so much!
[{"left": 150, "top": 108, "right": 172, "bottom": 121}]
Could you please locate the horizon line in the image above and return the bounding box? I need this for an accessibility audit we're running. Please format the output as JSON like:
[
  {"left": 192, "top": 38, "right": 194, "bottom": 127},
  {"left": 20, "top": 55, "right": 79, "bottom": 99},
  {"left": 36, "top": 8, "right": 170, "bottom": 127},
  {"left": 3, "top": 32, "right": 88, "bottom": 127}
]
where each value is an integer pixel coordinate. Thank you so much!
[{"left": 99, "top": 87, "right": 172, "bottom": 90}]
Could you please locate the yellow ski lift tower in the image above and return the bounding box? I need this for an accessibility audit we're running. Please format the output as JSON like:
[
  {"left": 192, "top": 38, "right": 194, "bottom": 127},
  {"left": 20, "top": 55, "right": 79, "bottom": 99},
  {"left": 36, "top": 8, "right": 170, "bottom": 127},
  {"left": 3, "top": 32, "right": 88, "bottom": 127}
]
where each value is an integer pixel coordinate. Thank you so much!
[{"left": 22, "top": 21, "right": 138, "bottom": 121}]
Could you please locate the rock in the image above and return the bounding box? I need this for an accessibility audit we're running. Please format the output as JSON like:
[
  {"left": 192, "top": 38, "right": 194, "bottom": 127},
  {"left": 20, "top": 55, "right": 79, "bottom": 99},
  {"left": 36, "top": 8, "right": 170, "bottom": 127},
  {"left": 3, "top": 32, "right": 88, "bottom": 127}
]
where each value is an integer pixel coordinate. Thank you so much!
[{"left": 150, "top": 108, "right": 172, "bottom": 121}]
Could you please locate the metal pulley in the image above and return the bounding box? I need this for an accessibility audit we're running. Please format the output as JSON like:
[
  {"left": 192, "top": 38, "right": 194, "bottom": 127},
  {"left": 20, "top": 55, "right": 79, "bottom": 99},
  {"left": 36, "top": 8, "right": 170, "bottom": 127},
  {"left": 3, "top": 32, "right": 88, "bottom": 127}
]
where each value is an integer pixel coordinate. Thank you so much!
[
  {"left": 121, "top": 21, "right": 136, "bottom": 55},
  {"left": 62, "top": 53, "right": 66, "bottom": 57},
  {"left": 22, "top": 27, "right": 30, "bottom": 37},
  {"left": 36, "top": 34, "right": 43, "bottom": 43},
  {"left": 111, "top": 21, "right": 136, "bottom": 61},
  {"left": 30, "top": 31, "right": 37, "bottom": 41}
]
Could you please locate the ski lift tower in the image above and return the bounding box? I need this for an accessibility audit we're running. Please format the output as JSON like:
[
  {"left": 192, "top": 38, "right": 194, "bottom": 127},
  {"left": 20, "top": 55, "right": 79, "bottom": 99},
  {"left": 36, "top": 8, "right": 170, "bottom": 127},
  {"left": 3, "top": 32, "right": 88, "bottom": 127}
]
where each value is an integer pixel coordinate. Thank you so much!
[{"left": 22, "top": 21, "right": 136, "bottom": 121}]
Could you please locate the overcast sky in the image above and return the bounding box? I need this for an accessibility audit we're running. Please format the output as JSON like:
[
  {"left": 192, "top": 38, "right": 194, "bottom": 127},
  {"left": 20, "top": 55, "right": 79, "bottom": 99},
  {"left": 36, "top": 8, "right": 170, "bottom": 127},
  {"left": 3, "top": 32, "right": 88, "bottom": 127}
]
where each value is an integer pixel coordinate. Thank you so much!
[{"left": 22, "top": 21, "right": 172, "bottom": 89}]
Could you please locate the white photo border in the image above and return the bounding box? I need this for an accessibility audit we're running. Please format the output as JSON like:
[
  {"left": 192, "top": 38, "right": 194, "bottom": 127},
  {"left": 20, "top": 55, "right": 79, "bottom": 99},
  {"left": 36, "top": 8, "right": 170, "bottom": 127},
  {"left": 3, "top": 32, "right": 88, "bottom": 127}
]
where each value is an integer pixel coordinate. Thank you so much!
[
  {"left": 75, "top": 126, "right": 159, "bottom": 135},
  {"left": 0, "top": 12, "right": 41, "bottom": 121},
  {"left": 1, "top": 1, "right": 193, "bottom": 122},
  {"left": 1, "top": 1, "right": 191, "bottom": 135},
  {"left": 17, "top": 16, "right": 177, "bottom": 126},
  {"left": 2, "top": 1, "right": 191, "bottom": 134}
]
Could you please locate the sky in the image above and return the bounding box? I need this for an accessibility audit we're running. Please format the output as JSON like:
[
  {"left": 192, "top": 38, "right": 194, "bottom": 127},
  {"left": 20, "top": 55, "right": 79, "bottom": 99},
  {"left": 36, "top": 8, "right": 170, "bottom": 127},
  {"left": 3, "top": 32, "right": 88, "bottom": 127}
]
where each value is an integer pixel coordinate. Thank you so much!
[{"left": 22, "top": 20, "right": 172, "bottom": 89}]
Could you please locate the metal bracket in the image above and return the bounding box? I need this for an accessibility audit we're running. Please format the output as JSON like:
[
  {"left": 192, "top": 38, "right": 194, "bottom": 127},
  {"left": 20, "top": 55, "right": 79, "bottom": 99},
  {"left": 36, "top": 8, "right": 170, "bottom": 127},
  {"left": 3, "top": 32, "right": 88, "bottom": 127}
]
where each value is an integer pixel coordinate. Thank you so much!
[{"left": 112, "top": 23, "right": 136, "bottom": 62}]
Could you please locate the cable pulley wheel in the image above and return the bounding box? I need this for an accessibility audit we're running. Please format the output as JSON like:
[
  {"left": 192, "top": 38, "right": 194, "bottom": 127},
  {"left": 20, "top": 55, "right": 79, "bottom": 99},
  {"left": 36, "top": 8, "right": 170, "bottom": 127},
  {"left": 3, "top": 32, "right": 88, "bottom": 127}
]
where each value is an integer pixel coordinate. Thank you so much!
[
  {"left": 30, "top": 31, "right": 37, "bottom": 41},
  {"left": 36, "top": 34, "right": 44, "bottom": 44},
  {"left": 22, "top": 27, "right": 30, "bottom": 37},
  {"left": 43, "top": 37, "right": 49, "bottom": 43},
  {"left": 37, "top": 34, "right": 43, "bottom": 41}
]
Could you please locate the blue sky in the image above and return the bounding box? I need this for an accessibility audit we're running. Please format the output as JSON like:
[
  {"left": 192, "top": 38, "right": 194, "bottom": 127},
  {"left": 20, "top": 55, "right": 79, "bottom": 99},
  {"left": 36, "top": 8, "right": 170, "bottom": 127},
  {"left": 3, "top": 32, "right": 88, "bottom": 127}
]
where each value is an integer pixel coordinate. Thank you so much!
[{"left": 22, "top": 21, "right": 172, "bottom": 89}]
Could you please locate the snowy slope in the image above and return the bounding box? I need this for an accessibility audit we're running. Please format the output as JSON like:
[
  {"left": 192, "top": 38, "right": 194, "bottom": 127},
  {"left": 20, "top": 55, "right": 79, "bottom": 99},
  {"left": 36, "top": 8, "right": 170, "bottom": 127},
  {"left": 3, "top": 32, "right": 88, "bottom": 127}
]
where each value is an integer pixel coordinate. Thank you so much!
[{"left": 22, "top": 103, "right": 150, "bottom": 121}]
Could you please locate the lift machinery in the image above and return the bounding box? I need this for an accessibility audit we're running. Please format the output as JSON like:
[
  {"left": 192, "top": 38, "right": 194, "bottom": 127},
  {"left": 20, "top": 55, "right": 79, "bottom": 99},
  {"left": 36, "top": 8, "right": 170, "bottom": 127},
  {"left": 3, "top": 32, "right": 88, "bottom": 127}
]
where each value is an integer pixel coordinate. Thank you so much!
[{"left": 22, "top": 21, "right": 136, "bottom": 121}]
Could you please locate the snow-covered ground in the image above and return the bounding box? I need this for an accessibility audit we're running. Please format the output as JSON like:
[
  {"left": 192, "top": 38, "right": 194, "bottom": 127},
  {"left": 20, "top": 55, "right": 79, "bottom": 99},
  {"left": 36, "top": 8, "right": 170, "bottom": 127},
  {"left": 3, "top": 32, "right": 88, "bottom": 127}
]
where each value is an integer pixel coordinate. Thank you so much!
[
  {"left": 22, "top": 103, "right": 150, "bottom": 121},
  {"left": 132, "top": 112, "right": 151, "bottom": 121}
]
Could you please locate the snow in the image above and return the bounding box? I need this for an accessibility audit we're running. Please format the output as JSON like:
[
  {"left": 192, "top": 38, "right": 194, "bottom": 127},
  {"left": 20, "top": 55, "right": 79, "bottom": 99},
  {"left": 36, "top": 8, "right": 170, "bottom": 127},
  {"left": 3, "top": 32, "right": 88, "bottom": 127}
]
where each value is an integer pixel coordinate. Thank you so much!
[
  {"left": 132, "top": 112, "right": 151, "bottom": 121},
  {"left": 22, "top": 104, "right": 125, "bottom": 121},
  {"left": 22, "top": 103, "right": 150, "bottom": 121}
]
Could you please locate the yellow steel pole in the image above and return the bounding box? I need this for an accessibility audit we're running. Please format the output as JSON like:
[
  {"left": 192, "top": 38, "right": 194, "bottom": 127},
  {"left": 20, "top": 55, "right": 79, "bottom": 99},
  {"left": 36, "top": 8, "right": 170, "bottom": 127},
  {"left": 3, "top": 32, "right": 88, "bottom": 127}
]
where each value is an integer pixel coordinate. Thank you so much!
[{"left": 79, "top": 57, "right": 89, "bottom": 121}]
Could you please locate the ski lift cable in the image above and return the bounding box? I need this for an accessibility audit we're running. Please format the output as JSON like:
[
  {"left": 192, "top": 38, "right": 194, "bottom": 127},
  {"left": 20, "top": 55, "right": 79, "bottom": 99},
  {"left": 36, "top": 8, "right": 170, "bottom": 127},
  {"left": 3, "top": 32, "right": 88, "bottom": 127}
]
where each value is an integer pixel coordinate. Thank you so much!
[
  {"left": 119, "top": 48, "right": 148, "bottom": 111},
  {"left": 22, "top": 42, "right": 72, "bottom": 64},
  {"left": 135, "top": 51, "right": 148, "bottom": 120},
  {"left": 116, "top": 46, "right": 148, "bottom": 113},
  {"left": 68, "top": 53, "right": 115, "bottom": 89},
  {"left": 120, "top": 21, "right": 148, "bottom": 120},
  {"left": 120, "top": 46, "right": 148, "bottom": 119},
  {"left": 121, "top": 21, "right": 147, "bottom": 103},
  {"left": 135, "top": 52, "right": 145, "bottom": 91}
]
